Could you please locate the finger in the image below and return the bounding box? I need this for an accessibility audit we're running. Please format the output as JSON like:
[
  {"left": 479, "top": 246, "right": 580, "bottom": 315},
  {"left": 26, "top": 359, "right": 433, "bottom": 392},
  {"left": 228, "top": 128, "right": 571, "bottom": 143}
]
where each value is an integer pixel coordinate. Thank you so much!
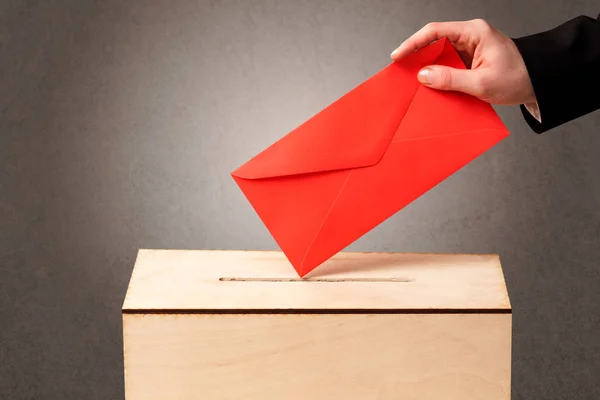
[
  {"left": 390, "top": 21, "right": 468, "bottom": 60},
  {"left": 417, "top": 65, "right": 486, "bottom": 98}
]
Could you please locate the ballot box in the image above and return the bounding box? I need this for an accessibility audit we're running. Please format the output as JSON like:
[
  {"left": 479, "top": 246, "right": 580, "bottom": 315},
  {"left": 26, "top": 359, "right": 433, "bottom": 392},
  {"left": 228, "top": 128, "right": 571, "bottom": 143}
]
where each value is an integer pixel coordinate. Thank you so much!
[{"left": 122, "top": 249, "right": 512, "bottom": 399}]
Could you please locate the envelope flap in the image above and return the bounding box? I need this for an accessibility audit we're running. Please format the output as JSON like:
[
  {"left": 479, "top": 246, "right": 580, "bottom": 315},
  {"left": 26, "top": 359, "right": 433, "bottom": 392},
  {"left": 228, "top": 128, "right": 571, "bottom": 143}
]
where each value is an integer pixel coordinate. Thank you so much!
[{"left": 232, "top": 39, "right": 451, "bottom": 180}]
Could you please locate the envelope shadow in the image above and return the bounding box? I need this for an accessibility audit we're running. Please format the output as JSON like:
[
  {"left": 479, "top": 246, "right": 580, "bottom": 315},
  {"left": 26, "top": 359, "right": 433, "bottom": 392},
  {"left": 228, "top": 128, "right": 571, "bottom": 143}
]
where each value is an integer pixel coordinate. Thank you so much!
[{"left": 304, "top": 252, "right": 437, "bottom": 279}]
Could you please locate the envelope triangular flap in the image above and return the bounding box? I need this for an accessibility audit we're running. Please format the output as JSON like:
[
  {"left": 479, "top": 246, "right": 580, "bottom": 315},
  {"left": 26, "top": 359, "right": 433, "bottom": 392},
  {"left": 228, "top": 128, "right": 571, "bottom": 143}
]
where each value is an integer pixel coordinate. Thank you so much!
[
  {"left": 232, "top": 39, "right": 452, "bottom": 180},
  {"left": 393, "top": 42, "right": 507, "bottom": 143}
]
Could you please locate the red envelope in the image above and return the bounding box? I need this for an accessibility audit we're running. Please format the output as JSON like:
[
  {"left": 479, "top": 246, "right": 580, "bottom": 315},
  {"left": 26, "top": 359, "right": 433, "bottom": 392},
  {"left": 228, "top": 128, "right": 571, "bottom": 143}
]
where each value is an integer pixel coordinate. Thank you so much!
[{"left": 231, "top": 38, "right": 509, "bottom": 277}]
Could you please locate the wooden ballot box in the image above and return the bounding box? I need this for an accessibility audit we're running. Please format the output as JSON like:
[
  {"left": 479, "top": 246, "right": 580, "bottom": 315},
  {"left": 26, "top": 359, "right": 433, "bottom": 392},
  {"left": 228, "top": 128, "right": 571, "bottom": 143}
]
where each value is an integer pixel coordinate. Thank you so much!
[{"left": 122, "top": 250, "right": 512, "bottom": 400}]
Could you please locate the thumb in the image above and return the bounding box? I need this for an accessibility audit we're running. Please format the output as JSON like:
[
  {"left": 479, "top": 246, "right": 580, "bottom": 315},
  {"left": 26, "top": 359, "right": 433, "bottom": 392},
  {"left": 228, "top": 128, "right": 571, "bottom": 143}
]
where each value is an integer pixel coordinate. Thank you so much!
[{"left": 417, "top": 65, "right": 483, "bottom": 97}]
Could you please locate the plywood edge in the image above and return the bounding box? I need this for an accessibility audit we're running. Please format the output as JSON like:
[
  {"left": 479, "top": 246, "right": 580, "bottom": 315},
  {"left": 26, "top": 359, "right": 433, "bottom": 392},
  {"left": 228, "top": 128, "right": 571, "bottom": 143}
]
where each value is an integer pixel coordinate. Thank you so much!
[
  {"left": 122, "top": 308, "right": 512, "bottom": 315},
  {"left": 133, "top": 248, "right": 504, "bottom": 258},
  {"left": 494, "top": 254, "right": 512, "bottom": 310},
  {"left": 122, "top": 249, "right": 146, "bottom": 311}
]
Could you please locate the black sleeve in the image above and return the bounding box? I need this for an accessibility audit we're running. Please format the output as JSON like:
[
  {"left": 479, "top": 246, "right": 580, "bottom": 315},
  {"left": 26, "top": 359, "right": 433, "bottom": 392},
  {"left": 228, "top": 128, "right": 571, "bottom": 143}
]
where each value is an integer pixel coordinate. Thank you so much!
[{"left": 512, "top": 13, "right": 600, "bottom": 133}]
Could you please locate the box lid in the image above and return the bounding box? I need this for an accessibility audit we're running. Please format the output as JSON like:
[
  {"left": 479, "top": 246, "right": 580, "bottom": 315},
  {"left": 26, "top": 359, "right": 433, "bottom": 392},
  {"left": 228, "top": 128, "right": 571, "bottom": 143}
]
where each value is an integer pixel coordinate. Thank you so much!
[{"left": 122, "top": 250, "right": 511, "bottom": 313}]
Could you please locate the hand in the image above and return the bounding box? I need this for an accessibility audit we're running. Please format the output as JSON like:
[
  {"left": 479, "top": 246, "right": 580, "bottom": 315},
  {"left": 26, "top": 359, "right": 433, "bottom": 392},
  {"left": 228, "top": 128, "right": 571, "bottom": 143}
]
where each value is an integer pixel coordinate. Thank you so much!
[{"left": 390, "top": 19, "right": 536, "bottom": 106}]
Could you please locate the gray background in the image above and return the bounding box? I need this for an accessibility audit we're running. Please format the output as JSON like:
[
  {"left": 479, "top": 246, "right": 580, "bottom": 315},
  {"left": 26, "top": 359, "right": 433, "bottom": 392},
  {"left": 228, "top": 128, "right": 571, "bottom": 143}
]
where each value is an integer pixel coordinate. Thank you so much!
[{"left": 2, "top": 0, "right": 600, "bottom": 399}]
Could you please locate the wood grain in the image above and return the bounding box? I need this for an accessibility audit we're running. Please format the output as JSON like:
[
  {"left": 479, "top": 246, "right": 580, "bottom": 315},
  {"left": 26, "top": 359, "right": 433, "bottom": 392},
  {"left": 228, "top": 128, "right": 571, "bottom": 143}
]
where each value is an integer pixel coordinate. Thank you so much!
[
  {"left": 123, "top": 313, "right": 512, "bottom": 400},
  {"left": 122, "top": 249, "right": 511, "bottom": 311}
]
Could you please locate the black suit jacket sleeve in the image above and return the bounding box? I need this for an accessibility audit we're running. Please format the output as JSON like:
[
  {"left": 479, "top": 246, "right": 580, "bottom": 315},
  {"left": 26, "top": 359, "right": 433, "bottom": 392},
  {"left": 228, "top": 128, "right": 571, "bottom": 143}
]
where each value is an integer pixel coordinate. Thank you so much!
[{"left": 512, "top": 14, "right": 600, "bottom": 133}]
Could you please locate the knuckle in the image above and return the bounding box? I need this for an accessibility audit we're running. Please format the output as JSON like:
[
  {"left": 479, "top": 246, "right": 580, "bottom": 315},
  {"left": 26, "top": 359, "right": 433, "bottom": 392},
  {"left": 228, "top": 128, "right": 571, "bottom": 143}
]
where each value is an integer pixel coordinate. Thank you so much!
[
  {"left": 471, "top": 18, "right": 491, "bottom": 31},
  {"left": 438, "top": 69, "right": 453, "bottom": 89},
  {"left": 424, "top": 22, "right": 439, "bottom": 33}
]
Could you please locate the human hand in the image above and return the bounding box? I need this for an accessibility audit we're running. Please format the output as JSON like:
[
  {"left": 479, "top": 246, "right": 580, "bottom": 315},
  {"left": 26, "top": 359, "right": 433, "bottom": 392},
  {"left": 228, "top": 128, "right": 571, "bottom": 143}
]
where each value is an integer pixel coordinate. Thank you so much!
[{"left": 390, "top": 19, "right": 536, "bottom": 106}]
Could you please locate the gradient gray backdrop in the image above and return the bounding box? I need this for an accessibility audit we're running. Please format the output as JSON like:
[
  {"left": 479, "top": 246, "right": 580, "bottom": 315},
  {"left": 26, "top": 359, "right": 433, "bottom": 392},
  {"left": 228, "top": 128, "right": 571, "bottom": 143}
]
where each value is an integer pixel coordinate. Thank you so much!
[{"left": 2, "top": 1, "right": 600, "bottom": 399}]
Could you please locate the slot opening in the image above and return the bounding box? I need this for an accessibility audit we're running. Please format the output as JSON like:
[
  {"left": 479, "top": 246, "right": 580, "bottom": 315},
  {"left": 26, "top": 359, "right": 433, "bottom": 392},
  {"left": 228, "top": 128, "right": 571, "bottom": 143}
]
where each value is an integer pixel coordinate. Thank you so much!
[{"left": 218, "top": 277, "right": 413, "bottom": 283}]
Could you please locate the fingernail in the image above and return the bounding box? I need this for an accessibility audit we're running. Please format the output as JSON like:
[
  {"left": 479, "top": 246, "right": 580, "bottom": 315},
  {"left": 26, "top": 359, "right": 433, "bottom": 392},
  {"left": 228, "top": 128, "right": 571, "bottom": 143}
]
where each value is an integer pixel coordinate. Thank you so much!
[
  {"left": 390, "top": 48, "right": 400, "bottom": 58},
  {"left": 418, "top": 68, "right": 433, "bottom": 84}
]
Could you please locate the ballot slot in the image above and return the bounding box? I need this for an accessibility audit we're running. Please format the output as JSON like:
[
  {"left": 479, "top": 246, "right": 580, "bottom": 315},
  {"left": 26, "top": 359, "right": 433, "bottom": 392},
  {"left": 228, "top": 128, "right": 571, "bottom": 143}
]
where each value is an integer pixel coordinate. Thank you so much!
[{"left": 218, "top": 277, "right": 414, "bottom": 282}]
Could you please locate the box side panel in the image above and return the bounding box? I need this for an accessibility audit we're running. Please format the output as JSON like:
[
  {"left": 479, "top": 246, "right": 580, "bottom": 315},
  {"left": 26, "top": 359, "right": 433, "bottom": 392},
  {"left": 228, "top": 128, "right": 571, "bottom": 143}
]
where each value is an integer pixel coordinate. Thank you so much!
[{"left": 123, "top": 313, "right": 511, "bottom": 400}]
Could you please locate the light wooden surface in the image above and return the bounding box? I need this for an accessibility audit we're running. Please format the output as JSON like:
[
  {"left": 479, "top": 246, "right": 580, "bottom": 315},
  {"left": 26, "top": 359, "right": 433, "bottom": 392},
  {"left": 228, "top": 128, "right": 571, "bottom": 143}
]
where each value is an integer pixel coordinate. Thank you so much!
[
  {"left": 123, "top": 250, "right": 512, "bottom": 399},
  {"left": 123, "top": 313, "right": 512, "bottom": 400},
  {"left": 122, "top": 249, "right": 511, "bottom": 311}
]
